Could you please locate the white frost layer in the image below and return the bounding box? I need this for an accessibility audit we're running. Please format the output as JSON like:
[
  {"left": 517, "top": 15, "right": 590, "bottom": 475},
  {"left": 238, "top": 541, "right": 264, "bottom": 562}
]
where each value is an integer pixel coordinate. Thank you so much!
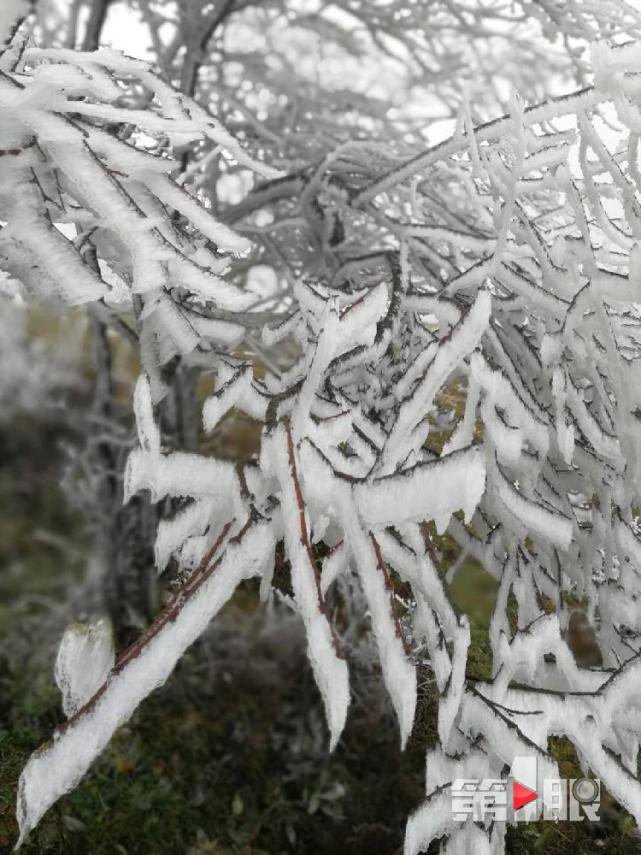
[
  {"left": 124, "top": 448, "right": 238, "bottom": 503},
  {"left": 54, "top": 619, "right": 115, "bottom": 718},
  {"left": 380, "top": 288, "right": 491, "bottom": 473},
  {"left": 343, "top": 503, "right": 417, "bottom": 747},
  {"left": 17, "top": 519, "right": 274, "bottom": 846},
  {"left": 268, "top": 424, "right": 350, "bottom": 750},
  {"left": 495, "top": 463, "right": 573, "bottom": 551},
  {"left": 355, "top": 446, "right": 486, "bottom": 531}
]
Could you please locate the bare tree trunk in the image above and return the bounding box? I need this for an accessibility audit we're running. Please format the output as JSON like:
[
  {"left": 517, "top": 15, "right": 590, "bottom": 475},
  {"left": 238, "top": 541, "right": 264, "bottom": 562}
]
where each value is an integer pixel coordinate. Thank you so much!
[{"left": 81, "top": 0, "right": 112, "bottom": 51}]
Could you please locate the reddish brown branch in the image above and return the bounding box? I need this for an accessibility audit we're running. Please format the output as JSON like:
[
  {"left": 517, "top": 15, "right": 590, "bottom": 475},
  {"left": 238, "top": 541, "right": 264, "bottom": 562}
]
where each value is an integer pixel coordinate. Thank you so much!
[
  {"left": 315, "top": 410, "right": 349, "bottom": 423},
  {"left": 327, "top": 539, "right": 344, "bottom": 557},
  {"left": 339, "top": 290, "right": 369, "bottom": 319},
  {"left": 369, "top": 531, "right": 411, "bottom": 656},
  {"left": 0, "top": 140, "right": 35, "bottom": 156},
  {"left": 58, "top": 520, "right": 234, "bottom": 734},
  {"left": 285, "top": 420, "right": 343, "bottom": 657}
]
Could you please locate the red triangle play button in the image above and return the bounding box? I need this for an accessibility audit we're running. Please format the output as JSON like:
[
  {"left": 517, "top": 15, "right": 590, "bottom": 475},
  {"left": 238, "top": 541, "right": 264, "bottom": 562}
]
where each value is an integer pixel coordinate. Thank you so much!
[{"left": 513, "top": 780, "right": 538, "bottom": 810}]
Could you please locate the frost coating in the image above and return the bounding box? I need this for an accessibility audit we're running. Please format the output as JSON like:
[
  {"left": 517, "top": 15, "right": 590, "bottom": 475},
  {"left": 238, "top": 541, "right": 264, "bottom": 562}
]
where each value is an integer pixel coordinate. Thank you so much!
[
  {"left": 0, "top": 44, "right": 280, "bottom": 399},
  {"left": 11, "top": 12, "right": 641, "bottom": 855},
  {"left": 54, "top": 619, "right": 115, "bottom": 718},
  {"left": 17, "top": 519, "right": 276, "bottom": 846}
]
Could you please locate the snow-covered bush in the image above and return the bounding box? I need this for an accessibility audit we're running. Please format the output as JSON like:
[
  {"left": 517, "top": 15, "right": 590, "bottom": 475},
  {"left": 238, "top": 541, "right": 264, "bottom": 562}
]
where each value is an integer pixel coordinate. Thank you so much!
[{"left": 6, "top": 2, "right": 641, "bottom": 853}]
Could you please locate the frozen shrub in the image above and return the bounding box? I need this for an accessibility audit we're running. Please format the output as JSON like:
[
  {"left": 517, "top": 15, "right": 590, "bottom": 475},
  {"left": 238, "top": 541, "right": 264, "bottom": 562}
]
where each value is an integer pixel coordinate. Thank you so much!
[{"left": 5, "top": 3, "right": 641, "bottom": 853}]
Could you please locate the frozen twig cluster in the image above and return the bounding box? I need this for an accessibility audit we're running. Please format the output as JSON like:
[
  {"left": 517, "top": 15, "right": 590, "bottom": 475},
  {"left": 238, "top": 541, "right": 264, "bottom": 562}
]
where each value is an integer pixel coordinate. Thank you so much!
[
  {"left": 6, "top": 6, "right": 641, "bottom": 855},
  {"left": 375, "top": 40, "right": 641, "bottom": 855},
  {"left": 0, "top": 37, "right": 279, "bottom": 397}
]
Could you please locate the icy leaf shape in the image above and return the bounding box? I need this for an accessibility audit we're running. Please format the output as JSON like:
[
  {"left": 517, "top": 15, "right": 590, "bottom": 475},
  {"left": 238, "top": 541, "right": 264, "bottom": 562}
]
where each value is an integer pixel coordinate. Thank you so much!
[{"left": 54, "top": 618, "right": 115, "bottom": 718}]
